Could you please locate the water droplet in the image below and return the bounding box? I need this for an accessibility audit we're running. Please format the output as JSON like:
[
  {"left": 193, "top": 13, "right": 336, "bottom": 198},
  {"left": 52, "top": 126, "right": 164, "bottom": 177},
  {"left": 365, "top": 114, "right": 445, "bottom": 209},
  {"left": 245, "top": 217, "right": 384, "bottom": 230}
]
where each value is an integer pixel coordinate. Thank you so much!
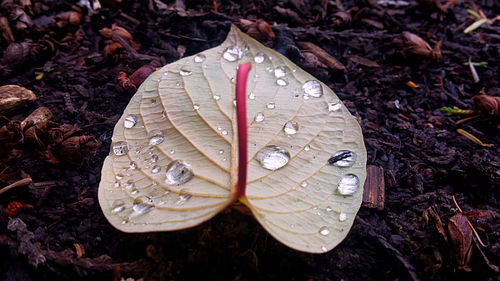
[
  {"left": 149, "top": 130, "right": 164, "bottom": 145},
  {"left": 125, "top": 180, "right": 135, "bottom": 189},
  {"left": 304, "top": 145, "right": 311, "bottom": 151},
  {"left": 163, "top": 72, "right": 168, "bottom": 76},
  {"left": 265, "top": 66, "right": 273, "bottom": 72},
  {"left": 248, "top": 92, "right": 256, "bottom": 100},
  {"left": 266, "top": 102, "right": 275, "bottom": 109},
  {"left": 302, "top": 80, "right": 323, "bottom": 98},
  {"left": 151, "top": 165, "right": 161, "bottom": 174},
  {"left": 230, "top": 77, "right": 235, "bottom": 83},
  {"left": 111, "top": 200, "right": 126, "bottom": 213},
  {"left": 254, "top": 52, "right": 265, "bottom": 63},
  {"left": 213, "top": 94, "right": 221, "bottom": 101},
  {"left": 178, "top": 190, "right": 192, "bottom": 203},
  {"left": 222, "top": 46, "right": 243, "bottom": 62},
  {"left": 300, "top": 181, "right": 308, "bottom": 188},
  {"left": 276, "top": 79, "right": 287, "bottom": 86},
  {"left": 151, "top": 154, "right": 159, "bottom": 163},
  {"left": 151, "top": 98, "right": 157, "bottom": 104},
  {"left": 219, "top": 149, "right": 224, "bottom": 154},
  {"left": 124, "top": 114, "right": 138, "bottom": 128},
  {"left": 162, "top": 111, "right": 167, "bottom": 118},
  {"left": 283, "top": 121, "right": 298, "bottom": 135},
  {"left": 233, "top": 99, "right": 237, "bottom": 106},
  {"left": 114, "top": 181, "right": 120, "bottom": 188},
  {"left": 269, "top": 56, "right": 273, "bottom": 60},
  {"left": 339, "top": 212, "right": 347, "bottom": 221},
  {"left": 115, "top": 174, "right": 124, "bottom": 180},
  {"left": 113, "top": 141, "right": 129, "bottom": 156},
  {"left": 328, "top": 150, "right": 357, "bottom": 167},
  {"left": 303, "top": 94, "right": 310, "bottom": 100},
  {"left": 132, "top": 196, "right": 154, "bottom": 214},
  {"left": 129, "top": 161, "right": 137, "bottom": 170},
  {"left": 179, "top": 67, "right": 192, "bottom": 76},
  {"left": 321, "top": 246, "right": 328, "bottom": 252},
  {"left": 170, "top": 149, "right": 175, "bottom": 155},
  {"left": 256, "top": 145, "right": 290, "bottom": 171},
  {"left": 319, "top": 226, "right": 330, "bottom": 236},
  {"left": 328, "top": 102, "right": 342, "bottom": 112},
  {"left": 222, "top": 130, "right": 228, "bottom": 135},
  {"left": 121, "top": 220, "right": 128, "bottom": 225},
  {"left": 325, "top": 206, "right": 333, "bottom": 212},
  {"left": 255, "top": 112, "right": 265, "bottom": 122},
  {"left": 165, "top": 160, "right": 194, "bottom": 185},
  {"left": 274, "top": 67, "right": 286, "bottom": 78},
  {"left": 337, "top": 174, "right": 360, "bottom": 195},
  {"left": 176, "top": 81, "right": 181, "bottom": 87},
  {"left": 194, "top": 53, "right": 206, "bottom": 63},
  {"left": 193, "top": 104, "right": 200, "bottom": 110}
]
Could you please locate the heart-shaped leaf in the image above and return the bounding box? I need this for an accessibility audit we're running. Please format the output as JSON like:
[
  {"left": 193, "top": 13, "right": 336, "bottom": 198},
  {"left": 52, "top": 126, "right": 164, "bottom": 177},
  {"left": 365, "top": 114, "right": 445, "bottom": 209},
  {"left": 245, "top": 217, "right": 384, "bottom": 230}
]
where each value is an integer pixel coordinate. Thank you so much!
[{"left": 98, "top": 25, "right": 367, "bottom": 253}]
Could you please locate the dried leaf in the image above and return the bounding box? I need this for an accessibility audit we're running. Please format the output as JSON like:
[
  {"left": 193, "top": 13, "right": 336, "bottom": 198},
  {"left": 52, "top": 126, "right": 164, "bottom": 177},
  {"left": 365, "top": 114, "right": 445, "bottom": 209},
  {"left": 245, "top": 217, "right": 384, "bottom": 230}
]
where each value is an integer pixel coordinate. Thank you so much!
[
  {"left": 394, "top": 32, "right": 441, "bottom": 61},
  {"left": 297, "top": 42, "right": 345, "bottom": 70},
  {"left": 447, "top": 213, "right": 473, "bottom": 271},
  {"left": 98, "top": 26, "right": 366, "bottom": 253}
]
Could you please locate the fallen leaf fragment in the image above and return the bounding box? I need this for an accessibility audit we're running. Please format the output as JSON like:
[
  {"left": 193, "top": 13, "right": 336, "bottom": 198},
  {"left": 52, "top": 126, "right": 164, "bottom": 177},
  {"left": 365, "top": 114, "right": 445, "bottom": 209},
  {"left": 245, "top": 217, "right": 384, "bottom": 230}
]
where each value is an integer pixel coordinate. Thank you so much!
[
  {"left": 100, "top": 24, "right": 140, "bottom": 60},
  {"left": 447, "top": 213, "right": 473, "bottom": 271},
  {"left": 297, "top": 42, "right": 345, "bottom": 70},
  {"left": 240, "top": 19, "right": 275, "bottom": 44},
  {"left": 393, "top": 32, "right": 441, "bottom": 61},
  {"left": 58, "top": 135, "right": 101, "bottom": 165},
  {"left": 0, "top": 85, "right": 37, "bottom": 115}
]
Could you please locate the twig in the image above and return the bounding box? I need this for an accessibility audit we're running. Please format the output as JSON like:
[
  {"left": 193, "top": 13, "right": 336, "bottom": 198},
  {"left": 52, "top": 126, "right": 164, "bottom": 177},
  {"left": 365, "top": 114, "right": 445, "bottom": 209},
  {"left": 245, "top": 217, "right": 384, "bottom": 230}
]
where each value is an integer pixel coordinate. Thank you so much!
[{"left": 0, "top": 178, "right": 32, "bottom": 196}]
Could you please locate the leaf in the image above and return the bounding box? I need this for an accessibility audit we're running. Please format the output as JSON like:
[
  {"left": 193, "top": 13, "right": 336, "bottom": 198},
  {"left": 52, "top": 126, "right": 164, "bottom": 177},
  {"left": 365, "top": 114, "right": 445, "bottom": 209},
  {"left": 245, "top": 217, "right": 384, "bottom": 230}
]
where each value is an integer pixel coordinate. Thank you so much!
[{"left": 98, "top": 26, "right": 367, "bottom": 253}]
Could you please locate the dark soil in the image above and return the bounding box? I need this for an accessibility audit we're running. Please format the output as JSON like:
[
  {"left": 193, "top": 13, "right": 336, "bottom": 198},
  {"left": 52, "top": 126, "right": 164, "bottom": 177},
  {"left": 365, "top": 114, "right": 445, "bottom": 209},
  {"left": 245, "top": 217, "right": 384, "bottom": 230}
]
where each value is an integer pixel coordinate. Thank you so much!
[{"left": 1, "top": 0, "right": 499, "bottom": 280}]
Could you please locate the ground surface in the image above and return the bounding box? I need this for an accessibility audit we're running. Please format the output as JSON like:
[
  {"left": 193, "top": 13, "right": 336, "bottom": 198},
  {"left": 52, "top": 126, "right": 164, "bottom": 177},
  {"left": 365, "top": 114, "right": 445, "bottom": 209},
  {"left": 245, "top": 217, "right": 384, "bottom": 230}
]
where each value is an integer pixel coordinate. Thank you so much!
[{"left": 0, "top": 0, "right": 499, "bottom": 280}]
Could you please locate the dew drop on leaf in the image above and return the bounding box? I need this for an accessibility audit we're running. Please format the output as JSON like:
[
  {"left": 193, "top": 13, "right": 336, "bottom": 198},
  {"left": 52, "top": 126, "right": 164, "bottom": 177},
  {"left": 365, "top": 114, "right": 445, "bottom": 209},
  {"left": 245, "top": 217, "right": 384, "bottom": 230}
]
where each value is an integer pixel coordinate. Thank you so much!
[
  {"left": 222, "top": 46, "right": 243, "bottom": 62},
  {"left": 129, "top": 161, "right": 137, "bottom": 170},
  {"left": 111, "top": 200, "right": 126, "bottom": 213},
  {"left": 151, "top": 154, "right": 159, "bottom": 163},
  {"left": 213, "top": 94, "right": 221, "bottom": 101},
  {"left": 219, "top": 149, "right": 224, "bottom": 154},
  {"left": 256, "top": 145, "right": 290, "bottom": 171},
  {"left": 300, "top": 181, "right": 308, "bottom": 188},
  {"left": 266, "top": 102, "right": 275, "bottom": 109},
  {"left": 179, "top": 67, "right": 192, "bottom": 76},
  {"left": 124, "top": 114, "right": 138, "bottom": 128},
  {"left": 222, "top": 130, "right": 228, "bottom": 135},
  {"left": 165, "top": 160, "right": 194, "bottom": 185},
  {"left": 113, "top": 141, "right": 129, "bottom": 156},
  {"left": 151, "top": 165, "right": 161, "bottom": 174},
  {"left": 194, "top": 53, "right": 206, "bottom": 63},
  {"left": 274, "top": 67, "right": 286, "bottom": 78},
  {"left": 248, "top": 92, "right": 256, "bottom": 100},
  {"left": 304, "top": 144, "right": 311, "bottom": 151},
  {"left": 337, "top": 174, "right": 360, "bottom": 195},
  {"left": 193, "top": 104, "right": 200, "bottom": 110},
  {"left": 133, "top": 196, "right": 154, "bottom": 214},
  {"left": 283, "top": 121, "right": 298, "bottom": 135},
  {"left": 339, "top": 212, "right": 347, "bottom": 221},
  {"left": 149, "top": 130, "right": 165, "bottom": 145},
  {"left": 255, "top": 112, "right": 265, "bottom": 122},
  {"left": 302, "top": 80, "right": 323, "bottom": 98},
  {"left": 328, "top": 150, "right": 357, "bottom": 167},
  {"left": 319, "top": 226, "right": 330, "bottom": 236},
  {"left": 276, "top": 79, "right": 287, "bottom": 86},
  {"left": 328, "top": 102, "right": 342, "bottom": 112},
  {"left": 254, "top": 52, "right": 265, "bottom": 63}
]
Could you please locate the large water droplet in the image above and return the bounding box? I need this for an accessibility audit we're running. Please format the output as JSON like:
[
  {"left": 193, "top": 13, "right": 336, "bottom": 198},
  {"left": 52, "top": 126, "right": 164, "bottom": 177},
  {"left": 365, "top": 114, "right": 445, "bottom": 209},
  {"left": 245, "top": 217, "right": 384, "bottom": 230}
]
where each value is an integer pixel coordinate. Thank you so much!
[
  {"left": 248, "top": 92, "right": 256, "bottom": 100},
  {"left": 339, "top": 212, "right": 347, "bottom": 221},
  {"left": 328, "top": 102, "right": 342, "bottom": 112},
  {"left": 337, "top": 174, "right": 360, "bottom": 195},
  {"left": 113, "top": 141, "right": 129, "bottom": 156},
  {"left": 267, "top": 102, "right": 275, "bottom": 109},
  {"left": 302, "top": 80, "right": 323, "bottom": 98},
  {"left": 328, "top": 150, "right": 357, "bottom": 167},
  {"left": 194, "top": 53, "right": 206, "bottom": 63},
  {"left": 283, "top": 121, "right": 298, "bottom": 135},
  {"left": 222, "top": 46, "right": 243, "bottom": 62},
  {"left": 276, "top": 79, "right": 287, "bottom": 86},
  {"left": 254, "top": 52, "right": 265, "bottom": 63},
  {"left": 133, "top": 196, "right": 154, "bottom": 214},
  {"left": 179, "top": 67, "right": 192, "bottom": 76},
  {"left": 124, "top": 114, "right": 138, "bottom": 128},
  {"left": 151, "top": 165, "right": 161, "bottom": 174},
  {"left": 255, "top": 112, "right": 265, "bottom": 122},
  {"left": 274, "top": 67, "right": 286, "bottom": 78},
  {"left": 111, "top": 200, "right": 126, "bottom": 213},
  {"left": 165, "top": 160, "right": 194, "bottom": 185},
  {"left": 149, "top": 130, "right": 164, "bottom": 145},
  {"left": 256, "top": 145, "right": 290, "bottom": 171},
  {"left": 319, "top": 226, "right": 330, "bottom": 236}
]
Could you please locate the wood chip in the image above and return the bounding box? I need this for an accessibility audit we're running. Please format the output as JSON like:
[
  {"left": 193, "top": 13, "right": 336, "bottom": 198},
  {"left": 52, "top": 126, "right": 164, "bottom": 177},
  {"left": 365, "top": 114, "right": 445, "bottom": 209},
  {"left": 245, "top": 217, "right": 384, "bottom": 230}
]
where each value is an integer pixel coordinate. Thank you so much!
[
  {"left": 362, "top": 165, "right": 385, "bottom": 210},
  {"left": 0, "top": 85, "right": 37, "bottom": 115},
  {"left": 297, "top": 41, "right": 345, "bottom": 70}
]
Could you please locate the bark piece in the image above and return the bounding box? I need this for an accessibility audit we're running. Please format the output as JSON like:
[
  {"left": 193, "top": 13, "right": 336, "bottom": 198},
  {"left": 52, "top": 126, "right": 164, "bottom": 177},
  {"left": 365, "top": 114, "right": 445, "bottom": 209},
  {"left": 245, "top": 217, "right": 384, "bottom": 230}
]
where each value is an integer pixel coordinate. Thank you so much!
[
  {"left": 362, "top": 165, "right": 385, "bottom": 210},
  {"left": 297, "top": 42, "right": 345, "bottom": 70},
  {"left": 0, "top": 85, "right": 37, "bottom": 115}
]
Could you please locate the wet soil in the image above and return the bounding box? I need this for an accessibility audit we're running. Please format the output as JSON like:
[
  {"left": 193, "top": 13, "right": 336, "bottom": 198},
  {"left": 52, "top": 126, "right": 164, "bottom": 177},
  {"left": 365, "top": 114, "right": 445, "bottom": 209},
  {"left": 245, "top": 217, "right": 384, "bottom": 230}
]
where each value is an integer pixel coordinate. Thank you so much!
[{"left": 0, "top": 0, "right": 499, "bottom": 280}]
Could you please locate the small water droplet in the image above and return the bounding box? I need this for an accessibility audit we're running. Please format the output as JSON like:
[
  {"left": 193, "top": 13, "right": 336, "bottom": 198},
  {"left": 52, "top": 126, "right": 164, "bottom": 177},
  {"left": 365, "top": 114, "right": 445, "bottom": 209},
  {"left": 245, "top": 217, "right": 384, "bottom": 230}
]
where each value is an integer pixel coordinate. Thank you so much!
[
  {"left": 176, "top": 81, "right": 181, "bottom": 87},
  {"left": 151, "top": 165, "right": 161, "bottom": 174},
  {"left": 256, "top": 145, "right": 290, "bottom": 171},
  {"left": 283, "top": 121, "right": 298, "bottom": 135},
  {"left": 151, "top": 154, "right": 159, "bottom": 163},
  {"left": 124, "top": 114, "right": 138, "bottom": 128},
  {"left": 304, "top": 145, "right": 311, "bottom": 151},
  {"left": 248, "top": 92, "right": 256, "bottom": 100},
  {"left": 213, "top": 94, "right": 221, "bottom": 101},
  {"left": 255, "top": 112, "right": 265, "bottom": 122},
  {"left": 111, "top": 200, "right": 126, "bottom": 213},
  {"left": 162, "top": 111, "right": 167, "bottom": 118},
  {"left": 274, "top": 67, "right": 286, "bottom": 78},
  {"left": 114, "top": 181, "right": 121, "bottom": 188},
  {"left": 292, "top": 69, "right": 297, "bottom": 73},
  {"left": 269, "top": 56, "right": 273, "bottom": 60},
  {"left": 303, "top": 94, "right": 310, "bottom": 100},
  {"left": 266, "top": 102, "right": 275, "bottom": 109},
  {"left": 132, "top": 196, "right": 154, "bottom": 214},
  {"left": 321, "top": 246, "right": 328, "bottom": 252},
  {"left": 115, "top": 174, "right": 124, "bottom": 180},
  {"left": 302, "top": 80, "right": 323, "bottom": 98},
  {"left": 121, "top": 220, "right": 128, "bottom": 225},
  {"left": 300, "top": 181, "right": 308, "bottom": 188},
  {"left": 125, "top": 180, "right": 135, "bottom": 189},
  {"left": 233, "top": 100, "right": 237, "bottom": 107},
  {"left": 151, "top": 98, "right": 157, "bottom": 104},
  {"left": 339, "top": 212, "right": 347, "bottom": 221},
  {"left": 328, "top": 150, "right": 357, "bottom": 167},
  {"left": 325, "top": 206, "right": 333, "bottom": 212},
  {"left": 149, "top": 130, "right": 164, "bottom": 145},
  {"left": 222, "top": 46, "right": 243, "bottom": 62},
  {"left": 222, "top": 130, "right": 228, "bottom": 136},
  {"left": 165, "top": 160, "right": 194, "bottom": 185},
  {"left": 194, "top": 53, "right": 206, "bottom": 63},
  {"left": 319, "top": 226, "right": 330, "bottom": 236},
  {"left": 231, "top": 77, "right": 235, "bottom": 83},
  {"left": 193, "top": 104, "right": 200, "bottom": 110},
  {"left": 113, "top": 141, "right": 129, "bottom": 156},
  {"left": 163, "top": 72, "right": 168, "bottom": 76},
  {"left": 276, "top": 79, "right": 287, "bottom": 86},
  {"left": 254, "top": 52, "right": 265, "bottom": 63},
  {"left": 217, "top": 126, "right": 222, "bottom": 131},
  {"left": 328, "top": 101, "right": 342, "bottom": 112},
  {"left": 337, "top": 174, "right": 360, "bottom": 195},
  {"left": 170, "top": 149, "right": 175, "bottom": 155},
  {"left": 179, "top": 67, "right": 192, "bottom": 76},
  {"left": 178, "top": 190, "right": 192, "bottom": 203},
  {"left": 129, "top": 161, "right": 137, "bottom": 170},
  {"left": 265, "top": 66, "right": 273, "bottom": 72},
  {"left": 219, "top": 149, "right": 224, "bottom": 154}
]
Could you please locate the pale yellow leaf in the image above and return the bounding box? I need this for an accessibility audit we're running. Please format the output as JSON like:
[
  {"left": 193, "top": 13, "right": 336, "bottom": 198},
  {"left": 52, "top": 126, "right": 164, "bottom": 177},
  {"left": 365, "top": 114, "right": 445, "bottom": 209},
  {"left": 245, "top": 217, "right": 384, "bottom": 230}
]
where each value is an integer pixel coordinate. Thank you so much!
[{"left": 98, "top": 26, "right": 366, "bottom": 253}]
